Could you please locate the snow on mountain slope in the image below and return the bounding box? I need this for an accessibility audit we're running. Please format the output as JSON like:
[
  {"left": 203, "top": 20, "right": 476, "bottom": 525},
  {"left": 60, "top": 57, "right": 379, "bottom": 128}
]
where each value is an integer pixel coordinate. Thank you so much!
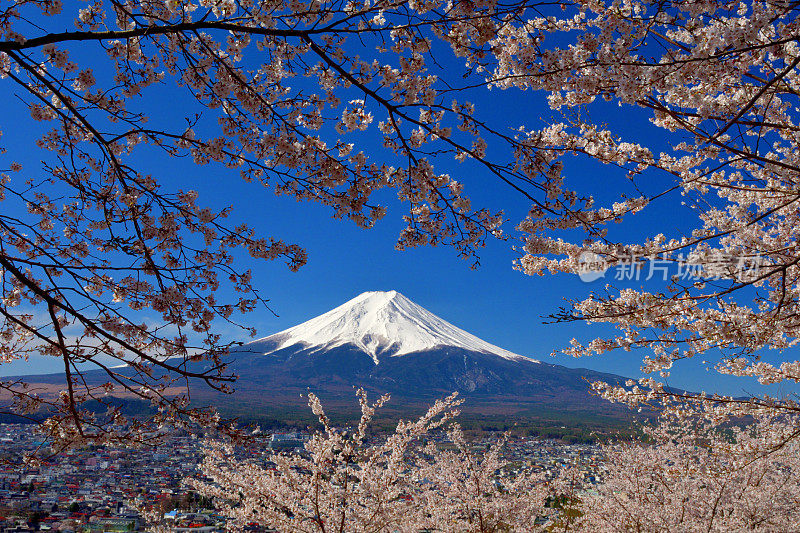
[{"left": 248, "top": 290, "right": 537, "bottom": 364}]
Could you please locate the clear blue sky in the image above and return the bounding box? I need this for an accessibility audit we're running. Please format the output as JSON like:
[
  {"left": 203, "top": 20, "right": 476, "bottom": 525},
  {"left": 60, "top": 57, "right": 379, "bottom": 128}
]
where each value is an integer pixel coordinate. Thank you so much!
[{"left": 1, "top": 28, "right": 796, "bottom": 400}]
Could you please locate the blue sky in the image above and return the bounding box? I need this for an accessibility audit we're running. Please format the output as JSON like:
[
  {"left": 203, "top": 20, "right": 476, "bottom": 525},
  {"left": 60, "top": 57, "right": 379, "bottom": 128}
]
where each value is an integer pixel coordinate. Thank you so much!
[{"left": 1, "top": 23, "right": 797, "bottom": 401}]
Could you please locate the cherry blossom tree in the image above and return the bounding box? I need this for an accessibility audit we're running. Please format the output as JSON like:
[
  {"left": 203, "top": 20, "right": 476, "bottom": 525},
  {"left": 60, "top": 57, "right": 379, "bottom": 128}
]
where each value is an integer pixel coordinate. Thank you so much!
[
  {"left": 190, "top": 389, "right": 554, "bottom": 533},
  {"left": 574, "top": 414, "right": 800, "bottom": 532},
  {"left": 481, "top": 0, "right": 800, "bottom": 521},
  {"left": 0, "top": 0, "right": 534, "bottom": 448},
  {"left": 191, "top": 390, "right": 454, "bottom": 532},
  {"left": 1, "top": 0, "right": 798, "bottom": 477},
  {"left": 413, "top": 425, "right": 552, "bottom": 532},
  {"left": 487, "top": 0, "right": 800, "bottom": 466},
  {"left": 6, "top": 0, "right": 800, "bottom": 527}
]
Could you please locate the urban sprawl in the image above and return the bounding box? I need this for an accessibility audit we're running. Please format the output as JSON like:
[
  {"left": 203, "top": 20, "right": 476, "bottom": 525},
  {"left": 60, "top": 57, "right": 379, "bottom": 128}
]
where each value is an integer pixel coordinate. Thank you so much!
[{"left": 0, "top": 424, "right": 605, "bottom": 532}]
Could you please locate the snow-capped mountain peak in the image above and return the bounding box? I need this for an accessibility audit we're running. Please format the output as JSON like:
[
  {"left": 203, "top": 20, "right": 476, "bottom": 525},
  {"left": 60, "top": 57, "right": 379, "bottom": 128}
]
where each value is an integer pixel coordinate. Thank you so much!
[{"left": 249, "top": 290, "right": 536, "bottom": 364}]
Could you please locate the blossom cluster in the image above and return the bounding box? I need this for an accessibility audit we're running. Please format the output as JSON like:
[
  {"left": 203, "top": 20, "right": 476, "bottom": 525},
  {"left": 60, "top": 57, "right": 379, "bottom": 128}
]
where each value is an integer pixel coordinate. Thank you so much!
[
  {"left": 192, "top": 390, "right": 555, "bottom": 532},
  {"left": 1, "top": 0, "right": 799, "bottom": 492}
]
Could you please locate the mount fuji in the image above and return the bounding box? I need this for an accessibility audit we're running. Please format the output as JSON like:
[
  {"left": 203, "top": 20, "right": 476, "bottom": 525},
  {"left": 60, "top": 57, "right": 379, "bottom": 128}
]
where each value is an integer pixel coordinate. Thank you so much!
[
  {"left": 8, "top": 290, "right": 634, "bottom": 430},
  {"left": 246, "top": 290, "right": 532, "bottom": 364},
  {"left": 200, "top": 290, "right": 632, "bottom": 424}
]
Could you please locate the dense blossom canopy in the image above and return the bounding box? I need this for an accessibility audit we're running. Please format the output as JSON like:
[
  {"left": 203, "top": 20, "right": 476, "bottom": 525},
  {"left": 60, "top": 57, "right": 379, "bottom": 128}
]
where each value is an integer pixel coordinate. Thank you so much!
[
  {"left": 577, "top": 415, "right": 800, "bottom": 532},
  {"left": 2, "top": 1, "right": 800, "bottom": 520},
  {"left": 192, "top": 390, "right": 555, "bottom": 533},
  {"left": 4, "top": 0, "right": 800, "bottom": 529}
]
